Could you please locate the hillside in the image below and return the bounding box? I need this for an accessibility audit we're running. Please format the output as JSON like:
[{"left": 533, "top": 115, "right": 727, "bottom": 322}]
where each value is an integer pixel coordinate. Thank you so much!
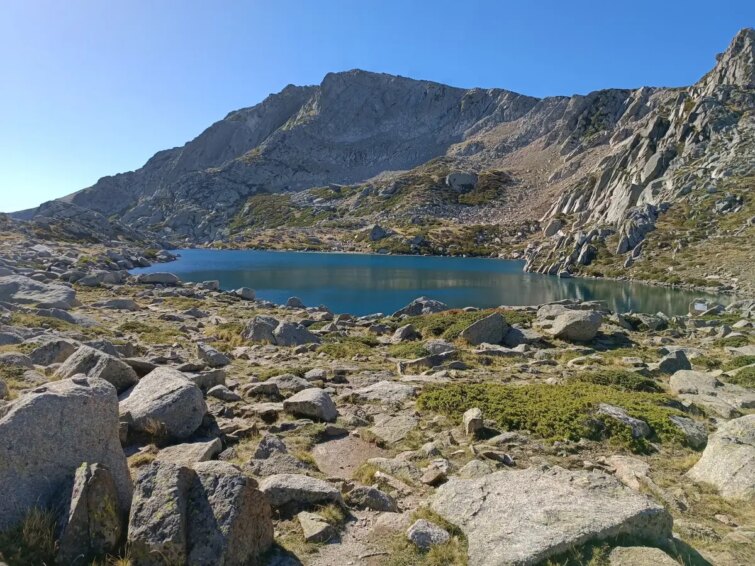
[{"left": 14, "top": 29, "right": 755, "bottom": 292}]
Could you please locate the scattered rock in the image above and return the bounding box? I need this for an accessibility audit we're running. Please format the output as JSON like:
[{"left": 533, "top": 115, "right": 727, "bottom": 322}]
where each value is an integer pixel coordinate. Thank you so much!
[
  {"left": 135, "top": 272, "right": 181, "bottom": 286},
  {"left": 283, "top": 388, "right": 338, "bottom": 422},
  {"left": 406, "top": 519, "right": 450, "bottom": 550},
  {"left": 196, "top": 342, "right": 231, "bottom": 368},
  {"left": 259, "top": 473, "right": 343, "bottom": 509},
  {"left": 460, "top": 313, "right": 508, "bottom": 346},
  {"left": 0, "top": 274, "right": 77, "bottom": 310},
  {"left": 463, "top": 407, "right": 484, "bottom": 437},
  {"left": 298, "top": 511, "right": 336, "bottom": 543},
  {"left": 547, "top": 310, "right": 602, "bottom": 342},
  {"left": 346, "top": 486, "right": 397, "bottom": 512},
  {"left": 393, "top": 296, "right": 448, "bottom": 317}
]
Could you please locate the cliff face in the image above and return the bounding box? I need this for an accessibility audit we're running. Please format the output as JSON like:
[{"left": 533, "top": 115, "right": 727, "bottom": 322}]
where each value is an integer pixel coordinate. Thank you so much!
[{"left": 16, "top": 30, "right": 755, "bottom": 284}]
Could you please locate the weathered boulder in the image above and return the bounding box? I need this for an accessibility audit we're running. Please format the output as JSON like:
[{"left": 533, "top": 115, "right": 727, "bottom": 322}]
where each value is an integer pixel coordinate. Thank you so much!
[
  {"left": 391, "top": 324, "right": 419, "bottom": 343},
  {"left": 346, "top": 486, "right": 397, "bottom": 512},
  {"left": 669, "top": 370, "right": 755, "bottom": 418},
  {"left": 668, "top": 416, "right": 708, "bottom": 450},
  {"left": 686, "top": 414, "right": 755, "bottom": 500},
  {"left": 56, "top": 463, "right": 124, "bottom": 565},
  {"left": 55, "top": 345, "right": 139, "bottom": 393},
  {"left": 242, "top": 316, "right": 278, "bottom": 343},
  {"left": 407, "top": 519, "right": 450, "bottom": 550},
  {"left": 393, "top": 296, "right": 448, "bottom": 317},
  {"left": 27, "top": 337, "right": 78, "bottom": 365},
  {"left": 119, "top": 367, "right": 206, "bottom": 440},
  {"left": 0, "top": 274, "right": 77, "bottom": 309},
  {"left": 188, "top": 461, "right": 274, "bottom": 565},
  {"left": 196, "top": 342, "right": 231, "bottom": 368},
  {"left": 350, "top": 381, "right": 415, "bottom": 404},
  {"left": 463, "top": 407, "right": 484, "bottom": 437},
  {"left": 135, "top": 272, "right": 181, "bottom": 286},
  {"left": 156, "top": 439, "right": 223, "bottom": 466},
  {"left": 127, "top": 462, "right": 195, "bottom": 565},
  {"left": 431, "top": 466, "right": 672, "bottom": 566},
  {"left": 445, "top": 171, "right": 477, "bottom": 191},
  {"left": 286, "top": 296, "right": 305, "bottom": 308},
  {"left": 283, "top": 388, "right": 338, "bottom": 422},
  {"left": 655, "top": 350, "right": 691, "bottom": 374},
  {"left": 259, "top": 473, "right": 343, "bottom": 509},
  {"left": 235, "top": 287, "right": 256, "bottom": 300},
  {"left": 460, "top": 313, "right": 508, "bottom": 346},
  {"left": 547, "top": 310, "right": 602, "bottom": 342},
  {"left": 273, "top": 322, "right": 321, "bottom": 346},
  {"left": 597, "top": 404, "right": 651, "bottom": 438},
  {"left": 266, "top": 373, "right": 309, "bottom": 393},
  {"left": 298, "top": 511, "right": 336, "bottom": 543},
  {"left": 0, "top": 376, "right": 132, "bottom": 531}
]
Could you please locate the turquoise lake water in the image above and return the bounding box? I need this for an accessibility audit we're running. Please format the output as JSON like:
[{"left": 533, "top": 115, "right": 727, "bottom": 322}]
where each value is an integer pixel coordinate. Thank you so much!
[{"left": 131, "top": 249, "right": 722, "bottom": 316}]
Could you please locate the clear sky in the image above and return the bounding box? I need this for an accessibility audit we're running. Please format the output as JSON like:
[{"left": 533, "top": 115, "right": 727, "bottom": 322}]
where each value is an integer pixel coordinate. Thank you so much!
[{"left": 0, "top": 0, "right": 752, "bottom": 212}]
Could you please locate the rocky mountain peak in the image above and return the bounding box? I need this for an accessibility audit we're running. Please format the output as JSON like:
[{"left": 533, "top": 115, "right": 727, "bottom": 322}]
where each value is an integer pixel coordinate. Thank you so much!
[{"left": 698, "top": 27, "right": 755, "bottom": 92}]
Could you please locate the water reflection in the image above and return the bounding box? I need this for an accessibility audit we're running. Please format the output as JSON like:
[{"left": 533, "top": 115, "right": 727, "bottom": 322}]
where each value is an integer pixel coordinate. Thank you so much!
[{"left": 131, "top": 249, "right": 725, "bottom": 316}]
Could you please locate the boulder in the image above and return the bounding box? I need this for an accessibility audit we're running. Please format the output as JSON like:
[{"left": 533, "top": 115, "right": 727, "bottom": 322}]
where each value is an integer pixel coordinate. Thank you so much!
[
  {"left": 156, "top": 439, "right": 223, "bottom": 466},
  {"left": 346, "top": 486, "right": 397, "bottom": 512},
  {"left": 127, "top": 462, "right": 195, "bottom": 565},
  {"left": 393, "top": 296, "right": 448, "bottom": 317},
  {"left": 463, "top": 407, "right": 484, "bottom": 437},
  {"left": 286, "top": 296, "right": 305, "bottom": 308},
  {"left": 235, "top": 287, "right": 256, "bottom": 300},
  {"left": 55, "top": 345, "right": 139, "bottom": 393},
  {"left": 273, "top": 322, "right": 321, "bottom": 346},
  {"left": 27, "top": 338, "right": 78, "bottom": 366},
  {"left": 298, "top": 511, "right": 336, "bottom": 543},
  {"left": 266, "top": 373, "right": 309, "bottom": 393},
  {"left": 196, "top": 342, "right": 231, "bottom": 368},
  {"left": 668, "top": 416, "right": 707, "bottom": 450},
  {"left": 445, "top": 171, "right": 477, "bottom": 191},
  {"left": 207, "top": 384, "right": 242, "bottom": 402},
  {"left": 460, "top": 313, "right": 508, "bottom": 346},
  {"left": 655, "top": 350, "right": 691, "bottom": 374},
  {"left": 407, "top": 519, "right": 450, "bottom": 550},
  {"left": 431, "top": 466, "right": 672, "bottom": 566},
  {"left": 119, "top": 367, "right": 206, "bottom": 440},
  {"left": 188, "top": 461, "right": 274, "bottom": 565},
  {"left": 242, "top": 316, "right": 278, "bottom": 343},
  {"left": 547, "top": 310, "right": 602, "bottom": 342},
  {"left": 283, "top": 388, "right": 338, "bottom": 422},
  {"left": 391, "top": 324, "right": 419, "bottom": 343},
  {"left": 369, "top": 414, "right": 419, "bottom": 444},
  {"left": 135, "top": 272, "right": 181, "bottom": 286},
  {"left": 56, "top": 463, "right": 124, "bottom": 565},
  {"left": 686, "top": 414, "right": 755, "bottom": 500},
  {"left": 0, "top": 274, "right": 77, "bottom": 310},
  {"left": 259, "top": 473, "right": 343, "bottom": 509},
  {"left": 0, "top": 376, "right": 132, "bottom": 531},
  {"left": 351, "top": 381, "right": 415, "bottom": 404},
  {"left": 96, "top": 298, "right": 140, "bottom": 311},
  {"left": 542, "top": 218, "right": 563, "bottom": 237},
  {"left": 597, "top": 404, "right": 651, "bottom": 438}
]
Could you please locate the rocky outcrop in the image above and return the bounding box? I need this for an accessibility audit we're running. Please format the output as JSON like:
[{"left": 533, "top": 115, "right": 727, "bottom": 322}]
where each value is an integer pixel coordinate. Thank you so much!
[
  {"left": 0, "top": 376, "right": 132, "bottom": 531},
  {"left": 431, "top": 466, "right": 672, "bottom": 566},
  {"left": 55, "top": 345, "right": 139, "bottom": 393},
  {"left": 0, "top": 274, "right": 77, "bottom": 310}
]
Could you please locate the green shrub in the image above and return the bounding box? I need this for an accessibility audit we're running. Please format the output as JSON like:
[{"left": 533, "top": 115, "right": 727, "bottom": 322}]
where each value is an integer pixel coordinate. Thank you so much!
[
  {"left": 318, "top": 336, "right": 379, "bottom": 359},
  {"left": 723, "top": 355, "right": 755, "bottom": 371},
  {"left": 402, "top": 309, "right": 534, "bottom": 341},
  {"left": 571, "top": 369, "right": 662, "bottom": 393},
  {"left": 724, "top": 366, "right": 755, "bottom": 389},
  {"left": 417, "top": 382, "right": 686, "bottom": 452},
  {"left": 0, "top": 508, "right": 57, "bottom": 565},
  {"left": 387, "top": 342, "right": 430, "bottom": 359}
]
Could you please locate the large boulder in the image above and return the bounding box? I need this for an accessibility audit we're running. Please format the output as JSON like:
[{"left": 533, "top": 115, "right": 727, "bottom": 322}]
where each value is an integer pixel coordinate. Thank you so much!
[
  {"left": 273, "top": 322, "right": 321, "bottom": 346},
  {"left": 393, "top": 296, "right": 448, "bottom": 317},
  {"left": 459, "top": 313, "right": 508, "bottom": 346},
  {"left": 27, "top": 337, "right": 78, "bottom": 366},
  {"left": 119, "top": 367, "right": 206, "bottom": 440},
  {"left": 0, "top": 376, "right": 132, "bottom": 531},
  {"left": 431, "top": 466, "right": 672, "bottom": 566},
  {"left": 55, "top": 345, "right": 139, "bottom": 393},
  {"left": 135, "top": 272, "right": 181, "bottom": 286},
  {"left": 686, "top": 414, "right": 755, "bottom": 500},
  {"left": 56, "top": 463, "right": 124, "bottom": 565},
  {"left": 242, "top": 316, "right": 278, "bottom": 343},
  {"left": 0, "top": 274, "right": 77, "bottom": 310},
  {"left": 188, "top": 461, "right": 274, "bottom": 565},
  {"left": 283, "top": 388, "right": 338, "bottom": 422},
  {"left": 547, "top": 310, "right": 602, "bottom": 342}
]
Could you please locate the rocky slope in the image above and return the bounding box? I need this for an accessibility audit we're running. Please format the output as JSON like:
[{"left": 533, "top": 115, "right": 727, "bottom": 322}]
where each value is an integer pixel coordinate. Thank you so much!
[
  {"left": 12, "top": 29, "right": 755, "bottom": 291},
  {"left": 0, "top": 233, "right": 754, "bottom": 565}
]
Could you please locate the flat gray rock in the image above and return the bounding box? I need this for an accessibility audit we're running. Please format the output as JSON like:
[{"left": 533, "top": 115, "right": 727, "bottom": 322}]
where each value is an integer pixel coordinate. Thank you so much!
[
  {"left": 56, "top": 345, "right": 139, "bottom": 393},
  {"left": 0, "top": 274, "right": 77, "bottom": 310},
  {"left": 283, "top": 387, "right": 338, "bottom": 422},
  {"left": 431, "top": 466, "right": 672, "bottom": 566},
  {"left": 686, "top": 414, "right": 755, "bottom": 500},
  {"left": 351, "top": 380, "right": 416, "bottom": 404},
  {"left": 547, "top": 310, "right": 602, "bottom": 342},
  {"left": 460, "top": 313, "right": 508, "bottom": 346},
  {"left": 259, "top": 473, "right": 343, "bottom": 508}
]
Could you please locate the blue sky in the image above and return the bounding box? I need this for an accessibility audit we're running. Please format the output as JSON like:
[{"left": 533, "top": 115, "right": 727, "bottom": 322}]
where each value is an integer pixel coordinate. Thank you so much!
[{"left": 0, "top": 1, "right": 752, "bottom": 212}]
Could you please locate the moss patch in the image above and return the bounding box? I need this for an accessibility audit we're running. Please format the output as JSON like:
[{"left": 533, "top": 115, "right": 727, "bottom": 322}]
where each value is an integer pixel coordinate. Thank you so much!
[{"left": 417, "top": 382, "right": 686, "bottom": 452}]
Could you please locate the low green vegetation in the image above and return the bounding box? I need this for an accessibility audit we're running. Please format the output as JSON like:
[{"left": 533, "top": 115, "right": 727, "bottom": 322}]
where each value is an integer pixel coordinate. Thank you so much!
[
  {"left": 417, "top": 381, "right": 686, "bottom": 452},
  {"left": 387, "top": 342, "right": 430, "bottom": 359},
  {"left": 723, "top": 355, "right": 755, "bottom": 371},
  {"left": 570, "top": 369, "right": 662, "bottom": 393},
  {"left": 400, "top": 308, "right": 533, "bottom": 341},
  {"left": 230, "top": 193, "right": 330, "bottom": 231},
  {"left": 117, "top": 320, "right": 185, "bottom": 344},
  {"left": 317, "top": 336, "right": 379, "bottom": 358},
  {"left": 723, "top": 366, "right": 755, "bottom": 389}
]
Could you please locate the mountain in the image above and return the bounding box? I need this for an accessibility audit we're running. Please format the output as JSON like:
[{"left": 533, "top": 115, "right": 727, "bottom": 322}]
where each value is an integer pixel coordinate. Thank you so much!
[{"left": 15, "top": 29, "right": 755, "bottom": 291}]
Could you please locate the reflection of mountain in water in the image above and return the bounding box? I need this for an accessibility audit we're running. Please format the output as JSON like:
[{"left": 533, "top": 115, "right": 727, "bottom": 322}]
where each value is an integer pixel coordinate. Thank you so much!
[{"left": 132, "top": 249, "right": 723, "bottom": 316}]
